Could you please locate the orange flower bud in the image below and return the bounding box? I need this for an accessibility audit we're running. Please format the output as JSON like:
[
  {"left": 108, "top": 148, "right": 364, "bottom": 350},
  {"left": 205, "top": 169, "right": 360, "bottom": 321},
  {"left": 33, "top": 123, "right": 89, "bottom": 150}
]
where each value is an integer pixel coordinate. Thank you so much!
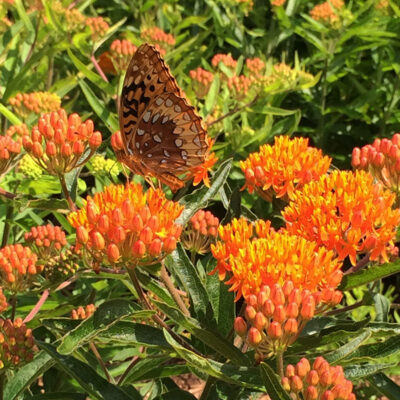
[
  {"left": 111, "top": 131, "right": 124, "bottom": 151},
  {"left": 271, "top": 284, "right": 285, "bottom": 305},
  {"left": 321, "top": 391, "right": 334, "bottom": 400},
  {"left": 247, "top": 294, "right": 257, "bottom": 307},
  {"left": 89, "top": 131, "right": 102, "bottom": 149},
  {"left": 296, "top": 358, "right": 310, "bottom": 378},
  {"left": 305, "top": 386, "right": 318, "bottom": 400},
  {"left": 97, "top": 215, "right": 110, "bottom": 233},
  {"left": 140, "top": 227, "right": 153, "bottom": 245},
  {"left": 290, "top": 375, "right": 303, "bottom": 392},
  {"left": 248, "top": 327, "right": 262, "bottom": 346},
  {"left": 307, "top": 370, "right": 319, "bottom": 386},
  {"left": 132, "top": 240, "right": 146, "bottom": 257},
  {"left": 61, "top": 143, "right": 72, "bottom": 157},
  {"left": 284, "top": 318, "right": 298, "bottom": 335},
  {"left": 132, "top": 214, "right": 144, "bottom": 232},
  {"left": 122, "top": 200, "right": 135, "bottom": 220},
  {"left": 91, "top": 231, "right": 105, "bottom": 250},
  {"left": 107, "top": 244, "right": 120, "bottom": 263},
  {"left": 273, "top": 305, "right": 286, "bottom": 323},
  {"left": 32, "top": 142, "right": 43, "bottom": 158},
  {"left": 262, "top": 299, "right": 275, "bottom": 317},
  {"left": 234, "top": 317, "right": 247, "bottom": 336},
  {"left": 267, "top": 321, "right": 282, "bottom": 339},
  {"left": 281, "top": 377, "right": 290, "bottom": 391},
  {"left": 149, "top": 238, "right": 162, "bottom": 256},
  {"left": 163, "top": 236, "right": 177, "bottom": 253},
  {"left": 253, "top": 312, "right": 267, "bottom": 331},
  {"left": 112, "top": 208, "right": 124, "bottom": 225},
  {"left": 245, "top": 305, "right": 256, "bottom": 320}
]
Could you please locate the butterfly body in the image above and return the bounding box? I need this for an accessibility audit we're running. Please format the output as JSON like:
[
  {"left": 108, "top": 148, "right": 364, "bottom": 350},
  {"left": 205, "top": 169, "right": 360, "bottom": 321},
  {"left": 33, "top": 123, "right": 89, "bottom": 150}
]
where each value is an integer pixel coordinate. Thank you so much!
[{"left": 118, "top": 43, "right": 208, "bottom": 191}]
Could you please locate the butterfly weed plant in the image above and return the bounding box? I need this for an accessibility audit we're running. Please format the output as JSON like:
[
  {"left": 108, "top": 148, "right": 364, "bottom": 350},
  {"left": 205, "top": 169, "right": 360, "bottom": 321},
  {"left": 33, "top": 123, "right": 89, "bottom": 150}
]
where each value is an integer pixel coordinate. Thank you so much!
[{"left": 0, "top": 0, "right": 400, "bottom": 399}]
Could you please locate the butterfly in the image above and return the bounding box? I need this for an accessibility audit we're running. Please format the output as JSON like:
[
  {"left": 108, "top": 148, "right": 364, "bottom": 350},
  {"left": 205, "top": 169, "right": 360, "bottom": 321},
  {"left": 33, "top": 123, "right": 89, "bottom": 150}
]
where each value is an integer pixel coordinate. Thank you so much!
[{"left": 117, "top": 43, "right": 209, "bottom": 191}]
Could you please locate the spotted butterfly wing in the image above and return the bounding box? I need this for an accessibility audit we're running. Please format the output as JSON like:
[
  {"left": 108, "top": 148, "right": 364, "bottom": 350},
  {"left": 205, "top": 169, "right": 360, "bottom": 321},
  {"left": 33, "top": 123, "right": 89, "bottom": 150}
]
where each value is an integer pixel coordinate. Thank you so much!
[{"left": 118, "top": 43, "right": 208, "bottom": 191}]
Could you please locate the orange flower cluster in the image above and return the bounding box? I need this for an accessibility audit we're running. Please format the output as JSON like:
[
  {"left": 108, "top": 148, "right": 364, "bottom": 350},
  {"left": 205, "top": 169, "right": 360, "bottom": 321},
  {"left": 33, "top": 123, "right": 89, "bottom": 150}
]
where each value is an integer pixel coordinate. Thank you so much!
[
  {"left": 140, "top": 27, "right": 175, "bottom": 56},
  {"left": 282, "top": 357, "right": 355, "bottom": 400},
  {"left": 211, "top": 54, "right": 238, "bottom": 70},
  {"left": 182, "top": 210, "right": 219, "bottom": 254},
  {"left": 71, "top": 304, "right": 96, "bottom": 320},
  {"left": 271, "top": 0, "right": 286, "bottom": 6},
  {"left": 0, "top": 318, "right": 38, "bottom": 369},
  {"left": 0, "top": 135, "right": 21, "bottom": 176},
  {"left": 352, "top": 134, "right": 400, "bottom": 196},
  {"left": 24, "top": 224, "right": 67, "bottom": 260},
  {"left": 189, "top": 67, "right": 214, "bottom": 98},
  {"left": 6, "top": 124, "right": 29, "bottom": 141},
  {"left": 0, "top": 288, "right": 8, "bottom": 314},
  {"left": 240, "top": 136, "right": 331, "bottom": 202},
  {"left": 86, "top": 16, "right": 109, "bottom": 41},
  {"left": 109, "top": 39, "right": 137, "bottom": 73},
  {"left": 310, "top": 0, "right": 344, "bottom": 23},
  {"left": 235, "top": 280, "right": 342, "bottom": 357},
  {"left": 283, "top": 170, "right": 400, "bottom": 265},
  {"left": 22, "top": 109, "right": 102, "bottom": 175},
  {"left": 246, "top": 57, "right": 265, "bottom": 75},
  {"left": 9, "top": 92, "right": 61, "bottom": 119},
  {"left": 228, "top": 75, "right": 252, "bottom": 98},
  {"left": 0, "top": 244, "right": 43, "bottom": 291},
  {"left": 68, "top": 183, "right": 184, "bottom": 268}
]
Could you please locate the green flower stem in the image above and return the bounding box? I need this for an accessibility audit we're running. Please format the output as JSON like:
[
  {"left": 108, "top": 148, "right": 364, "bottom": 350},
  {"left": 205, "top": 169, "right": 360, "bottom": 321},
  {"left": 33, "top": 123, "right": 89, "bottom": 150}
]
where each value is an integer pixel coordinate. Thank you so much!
[
  {"left": 276, "top": 350, "right": 284, "bottom": 378},
  {"left": 160, "top": 262, "right": 190, "bottom": 316},
  {"left": 59, "top": 174, "right": 77, "bottom": 212}
]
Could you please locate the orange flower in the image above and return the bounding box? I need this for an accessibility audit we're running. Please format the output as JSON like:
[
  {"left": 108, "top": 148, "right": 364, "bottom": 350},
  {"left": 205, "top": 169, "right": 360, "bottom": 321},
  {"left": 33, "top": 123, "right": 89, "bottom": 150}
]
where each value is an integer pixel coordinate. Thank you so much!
[
  {"left": 234, "top": 279, "right": 342, "bottom": 358},
  {"left": 0, "top": 244, "right": 43, "bottom": 292},
  {"left": 140, "top": 27, "right": 175, "bottom": 56},
  {"left": 86, "top": 16, "right": 109, "bottom": 41},
  {"left": 181, "top": 210, "right": 219, "bottom": 254},
  {"left": 190, "top": 67, "right": 214, "bottom": 98},
  {"left": 8, "top": 92, "right": 61, "bottom": 119},
  {"left": 0, "top": 318, "right": 38, "bottom": 369},
  {"left": 22, "top": 109, "right": 102, "bottom": 175},
  {"left": 271, "top": 0, "right": 286, "bottom": 6},
  {"left": 310, "top": 0, "right": 344, "bottom": 24},
  {"left": 282, "top": 357, "right": 355, "bottom": 400},
  {"left": 0, "top": 288, "right": 8, "bottom": 314},
  {"left": 228, "top": 75, "right": 253, "bottom": 98},
  {"left": 68, "top": 183, "right": 184, "bottom": 268},
  {"left": 71, "top": 304, "right": 96, "bottom": 320},
  {"left": 352, "top": 134, "right": 400, "bottom": 200},
  {"left": 211, "top": 54, "right": 237, "bottom": 71},
  {"left": 283, "top": 170, "right": 400, "bottom": 265},
  {"left": 0, "top": 135, "right": 21, "bottom": 176},
  {"left": 240, "top": 136, "right": 331, "bottom": 202},
  {"left": 50, "top": 1, "right": 86, "bottom": 32},
  {"left": 245, "top": 57, "right": 265, "bottom": 76},
  {"left": 109, "top": 39, "right": 137, "bottom": 73},
  {"left": 24, "top": 224, "right": 67, "bottom": 261},
  {"left": 6, "top": 124, "right": 29, "bottom": 141}
]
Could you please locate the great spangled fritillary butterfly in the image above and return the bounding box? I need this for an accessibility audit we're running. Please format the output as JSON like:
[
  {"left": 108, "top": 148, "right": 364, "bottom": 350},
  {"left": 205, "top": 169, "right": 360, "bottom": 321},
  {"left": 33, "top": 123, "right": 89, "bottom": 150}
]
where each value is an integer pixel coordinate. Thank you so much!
[{"left": 117, "top": 43, "right": 208, "bottom": 191}]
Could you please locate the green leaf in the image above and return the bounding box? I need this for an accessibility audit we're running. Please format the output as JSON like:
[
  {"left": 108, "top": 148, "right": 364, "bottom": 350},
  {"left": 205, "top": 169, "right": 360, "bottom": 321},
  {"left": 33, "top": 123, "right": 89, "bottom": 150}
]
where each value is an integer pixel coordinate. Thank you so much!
[
  {"left": 177, "top": 159, "right": 232, "bottom": 226},
  {"left": 340, "top": 261, "right": 400, "bottom": 291},
  {"left": 14, "top": 0, "right": 34, "bottom": 33},
  {"left": 163, "top": 329, "right": 262, "bottom": 389},
  {"left": 0, "top": 103, "right": 22, "bottom": 125},
  {"left": 57, "top": 299, "right": 142, "bottom": 355},
  {"left": 204, "top": 74, "right": 220, "bottom": 115},
  {"left": 78, "top": 80, "right": 119, "bottom": 133},
  {"left": 259, "top": 363, "right": 292, "bottom": 400},
  {"left": 68, "top": 49, "right": 115, "bottom": 96},
  {"left": 349, "top": 335, "right": 400, "bottom": 361},
  {"left": 39, "top": 342, "right": 141, "bottom": 400},
  {"left": 324, "top": 330, "right": 371, "bottom": 364},
  {"left": 165, "top": 244, "right": 215, "bottom": 328},
  {"left": 368, "top": 373, "right": 400, "bottom": 400},
  {"left": 4, "top": 351, "right": 54, "bottom": 400},
  {"left": 344, "top": 363, "right": 394, "bottom": 379},
  {"left": 99, "top": 321, "right": 170, "bottom": 349},
  {"left": 153, "top": 300, "right": 248, "bottom": 365},
  {"left": 0, "top": 19, "right": 24, "bottom": 56},
  {"left": 27, "top": 393, "right": 87, "bottom": 400},
  {"left": 374, "top": 293, "right": 390, "bottom": 322}
]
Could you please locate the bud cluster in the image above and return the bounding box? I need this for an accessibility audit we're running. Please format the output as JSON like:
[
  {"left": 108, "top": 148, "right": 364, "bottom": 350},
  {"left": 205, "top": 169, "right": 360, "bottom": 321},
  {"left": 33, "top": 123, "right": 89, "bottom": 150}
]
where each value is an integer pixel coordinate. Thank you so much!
[
  {"left": 86, "top": 16, "right": 109, "bottom": 41},
  {"left": 51, "top": 1, "right": 86, "bottom": 33},
  {"left": 282, "top": 357, "right": 355, "bottom": 400},
  {"left": 0, "top": 244, "right": 43, "bottom": 291},
  {"left": 228, "top": 75, "right": 252, "bottom": 98},
  {"left": 68, "top": 183, "right": 184, "bottom": 268},
  {"left": 352, "top": 134, "right": 400, "bottom": 196},
  {"left": 310, "top": 0, "right": 344, "bottom": 24},
  {"left": 182, "top": 210, "right": 219, "bottom": 254},
  {"left": 234, "top": 281, "right": 343, "bottom": 358},
  {"left": 90, "top": 154, "right": 121, "bottom": 179},
  {"left": 8, "top": 92, "right": 61, "bottom": 119},
  {"left": 211, "top": 53, "right": 238, "bottom": 70},
  {"left": 22, "top": 109, "right": 102, "bottom": 176},
  {"left": 140, "top": 27, "right": 175, "bottom": 55},
  {"left": 189, "top": 67, "right": 214, "bottom": 98},
  {"left": 18, "top": 154, "right": 43, "bottom": 179},
  {"left": 109, "top": 39, "right": 137, "bottom": 73},
  {"left": 0, "top": 135, "right": 21, "bottom": 176},
  {"left": 6, "top": 124, "right": 29, "bottom": 141},
  {"left": 246, "top": 57, "right": 265, "bottom": 76},
  {"left": 0, "top": 318, "right": 38, "bottom": 369},
  {"left": 24, "top": 224, "right": 67, "bottom": 261},
  {"left": 71, "top": 304, "right": 96, "bottom": 320},
  {"left": 43, "top": 247, "right": 80, "bottom": 283},
  {"left": 0, "top": 287, "right": 8, "bottom": 314}
]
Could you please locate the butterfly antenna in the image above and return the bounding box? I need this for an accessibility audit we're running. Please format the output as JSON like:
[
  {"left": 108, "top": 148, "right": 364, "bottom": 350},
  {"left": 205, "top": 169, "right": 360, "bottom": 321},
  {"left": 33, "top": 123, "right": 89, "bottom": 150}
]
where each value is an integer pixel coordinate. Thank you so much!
[{"left": 206, "top": 94, "right": 259, "bottom": 127}]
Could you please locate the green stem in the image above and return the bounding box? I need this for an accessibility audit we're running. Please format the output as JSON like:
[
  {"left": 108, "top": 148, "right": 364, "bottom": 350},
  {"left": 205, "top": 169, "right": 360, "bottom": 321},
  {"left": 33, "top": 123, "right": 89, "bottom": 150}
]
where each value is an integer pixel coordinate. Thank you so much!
[
  {"left": 276, "top": 350, "right": 284, "bottom": 378},
  {"left": 59, "top": 174, "right": 76, "bottom": 212},
  {"left": 160, "top": 263, "right": 190, "bottom": 316},
  {"left": 89, "top": 342, "right": 113, "bottom": 383},
  {"left": 1, "top": 204, "right": 14, "bottom": 247},
  {"left": 10, "top": 294, "right": 17, "bottom": 321}
]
